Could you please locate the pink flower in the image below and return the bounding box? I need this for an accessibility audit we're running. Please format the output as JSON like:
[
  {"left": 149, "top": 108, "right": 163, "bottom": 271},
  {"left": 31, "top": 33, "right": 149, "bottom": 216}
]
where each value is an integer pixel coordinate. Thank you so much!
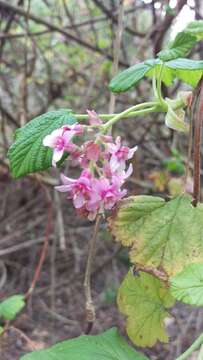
[
  {"left": 88, "top": 176, "right": 127, "bottom": 212},
  {"left": 68, "top": 148, "right": 83, "bottom": 166},
  {"left": 50, "top": 115, "right": 136, "bottom": 221},
  {"left": 82, "top": 141, "right": 101, "bottom": 161},
  {"left": 62, "top": 124, "right": 84, "bottom": 136},
  {"left": 108, "top": 136, "right": 137, "bottom": 172},
  {"left": 43, "top": 124, "right": 83, "bottom": 166},
  {"left": 87, "top": 110, "right": 102, "bottom": 126},
  {"left": 55, "top": 170, "right": 92, "bottom": 209}
]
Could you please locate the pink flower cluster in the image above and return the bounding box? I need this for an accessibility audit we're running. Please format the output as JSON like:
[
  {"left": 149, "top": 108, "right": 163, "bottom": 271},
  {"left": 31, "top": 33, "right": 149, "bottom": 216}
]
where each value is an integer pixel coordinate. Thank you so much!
[{"left": 43, "top": 111, "right": 137, "bottom": 220}]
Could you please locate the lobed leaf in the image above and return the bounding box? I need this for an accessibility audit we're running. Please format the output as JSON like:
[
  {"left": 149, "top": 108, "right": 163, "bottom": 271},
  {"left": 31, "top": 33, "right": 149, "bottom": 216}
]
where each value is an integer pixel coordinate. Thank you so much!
[
  {"left": 0, "top": 295, "right": 25, "bottom": 321},
  {"left": 8, "top": 109, "right": 76, "bottom": 178},
  {"left": 170, "top": 263, "right": 203, "bottom": 306},
  {"left": 118, "top": 270, "right": 175, "bottom": 347},
  {"left": 158, "top": 32, "right": 196, "bottom": 61},
  {"left": 109, "top": 194, "right": 203, "bottom": 277},
  {"left": 20, "top": 327, "right": 149, "bottom": 360}
]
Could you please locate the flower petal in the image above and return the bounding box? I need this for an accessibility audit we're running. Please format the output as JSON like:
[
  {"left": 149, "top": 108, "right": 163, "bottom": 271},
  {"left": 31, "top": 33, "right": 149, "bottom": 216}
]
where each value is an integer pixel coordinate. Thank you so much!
[{"left": 52, "top": 149, "right": 64, "bottom": 166}]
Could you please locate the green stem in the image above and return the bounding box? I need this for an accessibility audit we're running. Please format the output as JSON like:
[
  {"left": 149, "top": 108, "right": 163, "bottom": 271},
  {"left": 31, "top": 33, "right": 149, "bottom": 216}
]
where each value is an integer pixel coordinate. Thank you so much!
[
  {"left": 152, "top": 72, "right": 158, "bottom": 99},
  {"left": 101, "top": 101, "right": 159, "bottom": 131},
  {"left": 75, "top": 101, "right": 157, "bottom": 122},
  {"left": 156, "top": 61, "right": 165, "bottom": 106},
  {"left": 75, "top": 94, "right": 184, "bottom": 131},
  {"left": 198, "top": 345, "right": 203, "bottom": 360},
  {"left": 176, "top": 333, "right": 203, "bottom": 360}
]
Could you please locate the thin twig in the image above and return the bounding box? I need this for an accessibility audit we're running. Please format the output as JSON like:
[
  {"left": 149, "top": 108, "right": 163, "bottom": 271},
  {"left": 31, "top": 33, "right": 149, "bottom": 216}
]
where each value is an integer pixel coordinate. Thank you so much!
[
  {"left": 0, "top": 0, "right": 128, "bottom": 67},
  {"left": 8, "top": 326, "right": 38, "bottom": 351},
  {"left": 184, "top": 107, "right": 193, "bottom": 188},
  {"left": 193, "top": 78, "right": 203, "bottom": 206},
  {"left": 25, "top": 185, "right": 53, "bottom": 299},
  {"left": 83, "top": 214, "right": 101, "bottom": 334},
  {"left": 109, "top": 0, "right": 124, "bottom": 114}
]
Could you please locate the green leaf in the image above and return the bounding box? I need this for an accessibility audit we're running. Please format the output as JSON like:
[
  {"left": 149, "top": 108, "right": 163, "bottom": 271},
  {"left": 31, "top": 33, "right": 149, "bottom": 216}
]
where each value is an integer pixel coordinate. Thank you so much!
[
  {"left": 8, "top": 109, "right": 76, "bottom": 178},
  {"left": 162, "top": 58, "right": 203, "bottom": 87},
  {"left": 0, "top": 295, "right": 25, "bottom": 321},
  {"left": 0, "top": 326, "right": 4, "bottom": 335},
  {"left": 109, "top": 194, "right": 203, "bottom": 277},
  {"left": 158, "top": 20, "right": 203, "bottom": 61},
  {"left": 109, "top": 58, "right": 203, "bottom": 93},
  {"left": 109, "top": 62, "right": 150, "bottom": 93},
  {"left": 20, "top": 327, "right": 148, "bottom": 360},
  {"left": 146, "top": 58, "right": 203, "bottom": 87},
  {"left": 158, "top": 32, "right": 196, "bottom": 61},
  {"left": 162, "top": 158, "right": 185, "bottom": 175},
  {"left": 118, "top": 270, "right": 175, "bottom": 347},
  {"left": 185, "top": 20, "right": 203, "bottom": 40},
  {"left": 170, "top": 263, "right": 203, "bottom": 305}
]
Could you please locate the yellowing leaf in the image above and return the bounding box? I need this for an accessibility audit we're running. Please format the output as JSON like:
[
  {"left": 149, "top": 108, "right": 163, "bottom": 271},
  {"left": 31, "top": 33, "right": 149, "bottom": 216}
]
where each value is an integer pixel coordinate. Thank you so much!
[
  {"left": 109, "top": 195, "right": 203, "bottom": 277},
  {"left": 170, "top": 263, "right": 203, "bottom": 306},
  {"left": 149, "top": 171, "right": 169, "bottom": 192},
  {"left": 118, "top": 270, "right": 175, "bottom": 347}
]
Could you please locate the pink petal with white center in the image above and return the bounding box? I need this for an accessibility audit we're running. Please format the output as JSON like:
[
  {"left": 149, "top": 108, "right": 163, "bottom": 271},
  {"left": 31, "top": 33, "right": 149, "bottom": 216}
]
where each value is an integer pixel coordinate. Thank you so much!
[
  {"left": 63, "top": 130, "right": 75, "bottom": 142},
  {"left": 60, "top": 173, "right": 76, "bottom": 185},
  {"left": 51, "top": 128, "right": 64, "bottom": 137},
  {"left": 43, "top": 134, "right": 56, "bottom": 148},
  {"left": 52, "top": 149, "right": 64, "bottom": 166},
  {"left": 73, "top": 193, "right": 86, "bottom": 208},
  {"left": 55, "top": 184, "right": 72, "bottom": 193},
  {"left": 128, "top": 145, "right": 138, "bottom": 159},
  {"left": 124, "top": 163, "right": 133, "bottom": 178},
  {"left": 114, "top": 136, "right": 122, "bottom": 149},
  {"left": 73, "top": 124, "right": 84, "bottom": 135},
  {"left": 109, "top": 155, "right": 120, "bottom": 172},
  {"left": 86, "top": 110, "right": 102, "bottom": 125}
]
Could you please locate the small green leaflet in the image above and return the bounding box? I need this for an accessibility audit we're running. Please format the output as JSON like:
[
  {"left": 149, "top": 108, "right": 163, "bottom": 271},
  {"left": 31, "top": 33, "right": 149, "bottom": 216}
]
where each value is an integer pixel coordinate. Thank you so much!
[
  {"left": 184, "top": 20, "right": 203, "bottom": 40},
  {"left": 165, "top": 98, "right": 188, "bottom": 132},
  {"left": 0, "top": 295, "right": 25, "bottom": 321},
  {"left": 109, "top": 61, "right": 150, "bottom": 93},
  {"left": 158, "top": 20, "right": 203, "bottom": 61},
  {"left": 170, "top": 263, "right": 203, "bottom": 306},
  {"left": 118, "top": 270, "right": 175, "bottom": 347},
  {"left": 8, "top": 109, "right": 76, "bottom": 178},
  {"left": 20, "top": 327, "right": 149, "bottom": 360},
  {"left": 109, "top": 194, "right": 203, "bottom": 278},
  {"left": 158, "top": 32, "right": 196, "bottom": 61},
  {"left": 109, "top": 58, "right": 203, "bottom": 93}
]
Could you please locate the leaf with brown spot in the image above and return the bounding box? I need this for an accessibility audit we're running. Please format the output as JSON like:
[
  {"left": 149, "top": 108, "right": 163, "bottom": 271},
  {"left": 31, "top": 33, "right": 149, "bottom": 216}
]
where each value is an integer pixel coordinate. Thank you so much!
[
  {"left": 118, "top": 270, "right": 175, "bottom": 347},
  {"left": 109, "top": 194, "right": 203, "bottom": 277}
]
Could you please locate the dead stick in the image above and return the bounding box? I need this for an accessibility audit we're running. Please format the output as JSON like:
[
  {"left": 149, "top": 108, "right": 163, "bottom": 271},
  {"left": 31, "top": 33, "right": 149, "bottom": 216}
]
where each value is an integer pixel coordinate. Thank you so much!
[
  {"left": 193, "top": 78, "right": 203, "bottom": 206},
  {"left": 25, "top": 185, "right": 53, "bottom": 299},
  {"left": 84, "top": 214, "right": 101, "bottom": 334}
]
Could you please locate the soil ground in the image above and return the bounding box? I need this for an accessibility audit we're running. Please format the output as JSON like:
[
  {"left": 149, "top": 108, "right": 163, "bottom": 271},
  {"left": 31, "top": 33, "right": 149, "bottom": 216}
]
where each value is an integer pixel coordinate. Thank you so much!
[{"left": 0, "top": 163, "right": 202, "bottom": 360}]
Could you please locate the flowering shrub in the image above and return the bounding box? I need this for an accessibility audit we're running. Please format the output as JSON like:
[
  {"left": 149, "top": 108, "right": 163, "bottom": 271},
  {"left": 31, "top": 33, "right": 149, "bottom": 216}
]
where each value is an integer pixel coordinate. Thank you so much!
[{"left": 3, "top": 20, "right": 203, "bottom": 360}]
